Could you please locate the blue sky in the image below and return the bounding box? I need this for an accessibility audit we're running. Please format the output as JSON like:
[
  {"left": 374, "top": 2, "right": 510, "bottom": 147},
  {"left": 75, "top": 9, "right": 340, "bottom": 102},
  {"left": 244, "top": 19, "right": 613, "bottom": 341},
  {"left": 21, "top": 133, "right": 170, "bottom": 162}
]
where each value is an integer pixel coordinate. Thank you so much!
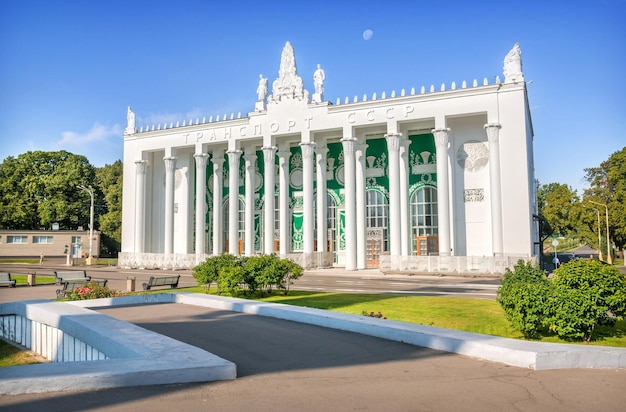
[{"left": 1, "top": 0, "right": 624, "bottom": 194}]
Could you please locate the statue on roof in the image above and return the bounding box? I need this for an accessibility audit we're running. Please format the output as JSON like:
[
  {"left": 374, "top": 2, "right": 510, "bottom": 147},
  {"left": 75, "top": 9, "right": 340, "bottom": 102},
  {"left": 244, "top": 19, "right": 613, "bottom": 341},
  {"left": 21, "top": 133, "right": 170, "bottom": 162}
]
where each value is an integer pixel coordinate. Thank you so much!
[
  {"left": 270, "top": 41, "right": 307, "bottom": 102},
  {"left": 125, "top": 106, "right": 136, "bottom": 135},
  {"left": 503, "top": 43, "right": 524, "bottom": 84},
  {"left": 255, "top": 74, "right": 268, "bottom": 111},
  {"left": 312, "top": 64, "right": 325, "bottom": 103}
]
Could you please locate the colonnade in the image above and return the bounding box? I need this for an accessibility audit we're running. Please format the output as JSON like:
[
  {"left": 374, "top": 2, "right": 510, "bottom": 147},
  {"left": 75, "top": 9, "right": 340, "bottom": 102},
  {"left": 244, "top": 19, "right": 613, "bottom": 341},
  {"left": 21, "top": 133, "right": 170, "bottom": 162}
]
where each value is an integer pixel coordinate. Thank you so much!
[{"left": 133, "top": 123, "right": 504, "bottom": 267}]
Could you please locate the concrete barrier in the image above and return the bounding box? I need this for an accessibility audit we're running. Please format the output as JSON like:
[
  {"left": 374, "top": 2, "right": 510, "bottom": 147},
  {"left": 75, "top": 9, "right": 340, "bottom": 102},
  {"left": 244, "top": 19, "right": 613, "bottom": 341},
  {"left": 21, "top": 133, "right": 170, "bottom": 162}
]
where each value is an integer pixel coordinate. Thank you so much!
[{"left": 0, "top": 297, "right": 236, "bottom": 395}]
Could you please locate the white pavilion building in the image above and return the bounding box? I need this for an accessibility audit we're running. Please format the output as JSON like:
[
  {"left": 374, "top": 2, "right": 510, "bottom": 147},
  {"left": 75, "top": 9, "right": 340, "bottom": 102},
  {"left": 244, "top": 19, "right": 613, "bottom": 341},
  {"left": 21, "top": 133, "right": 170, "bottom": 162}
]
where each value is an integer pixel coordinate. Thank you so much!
[{"left": 119, "top": 41, "right": 539, "bottom": 273}]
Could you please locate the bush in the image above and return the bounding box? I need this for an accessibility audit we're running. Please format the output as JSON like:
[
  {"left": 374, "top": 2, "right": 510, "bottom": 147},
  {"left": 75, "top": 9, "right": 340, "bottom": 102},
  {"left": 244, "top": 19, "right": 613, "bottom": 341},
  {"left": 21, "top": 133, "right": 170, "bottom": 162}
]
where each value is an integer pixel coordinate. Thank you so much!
[
  {"left": 497, "top": 260, "right": 550, "bottom": 338},
  {"left": 65, "top": 282, "right": 124, "bottom": 300},
  {"left": 546, "top": 259, "right": 626, "bottom": 342},
  {"left": 193, "top": 254, "right": 303, "bottom": 296}
]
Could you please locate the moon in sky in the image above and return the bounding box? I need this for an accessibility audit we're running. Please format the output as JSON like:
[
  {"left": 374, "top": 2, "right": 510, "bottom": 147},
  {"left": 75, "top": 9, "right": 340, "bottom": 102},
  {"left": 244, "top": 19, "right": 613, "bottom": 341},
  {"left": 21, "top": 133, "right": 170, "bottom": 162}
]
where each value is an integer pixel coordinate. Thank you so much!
[{"left": 363, "top": 29, "right": 373, "bottom": 40}]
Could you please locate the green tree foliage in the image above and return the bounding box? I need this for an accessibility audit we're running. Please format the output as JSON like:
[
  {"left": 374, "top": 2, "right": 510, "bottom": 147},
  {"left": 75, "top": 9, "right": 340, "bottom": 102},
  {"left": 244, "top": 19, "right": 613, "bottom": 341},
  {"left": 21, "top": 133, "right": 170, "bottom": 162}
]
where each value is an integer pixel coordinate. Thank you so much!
[
  {"left": 498, "top": 259, "right": 626, "bottom": 342},
  {"left": 95, "top": 161, "right": 123, "bottom": 256},
  {"left": 497, "top": 261, "right": 550, "bottom": 338},
  {"left": 193, "top": 254, "right": 303, "bottom": 296},
  {"left": 0, "top": 151, "right": 97, "bottom": 230},
  {"left": 537, "top": 182, "right": 581, "bottom": 238},
  {"left": 547, "top": 259, "right": 626, "bottom": 342},
  {"left": 584, "top": 146, "right": 626, "bottom": 252}
]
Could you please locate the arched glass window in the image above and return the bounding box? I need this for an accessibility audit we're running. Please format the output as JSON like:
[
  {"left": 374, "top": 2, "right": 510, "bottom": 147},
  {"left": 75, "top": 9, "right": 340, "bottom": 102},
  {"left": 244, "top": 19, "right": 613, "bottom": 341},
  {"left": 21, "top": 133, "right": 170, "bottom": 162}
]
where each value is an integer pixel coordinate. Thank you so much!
[
  {"left": 366, "top": 189, "right": 388, "bottom": 251},
  {"left": 410, "top": 186, "right": 438, "bottom": 253}
]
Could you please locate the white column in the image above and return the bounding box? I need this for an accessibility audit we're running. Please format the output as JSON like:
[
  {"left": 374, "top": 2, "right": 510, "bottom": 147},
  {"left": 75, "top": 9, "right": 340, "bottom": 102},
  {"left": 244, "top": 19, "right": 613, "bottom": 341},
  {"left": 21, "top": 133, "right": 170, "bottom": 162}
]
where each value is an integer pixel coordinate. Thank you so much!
[
  {"left": 399, "top": 138, "right": 411, "bottom": 257},
  {"left": 385, "top": 133, "right": 402, "bottom": 257},
  {"left": 433, "top": 128, "right": 451, "bottom": 256},
  {"left": 277, "top": 147, "right": 290, "bottom": 255},
  {"left": 244, "top": 149, "right": 256, "bottom": 256},
  {"left": 485, "top": 123, "right": 503, "bottom": 256},
  {"left": 212, "top": 152, "right": 224, "bottom": 256},
  {"left": 262, "top": 146, "right": 277, "bottom": 254},
  {"left": 134, "top": 160, "right": 148, "bottom": 253},
  {"left": 341, "top": 137, "right": 357, "bottom": 270},
  {"left": 315, "top": 146, "right": 328, "bottom": 262},
  {"left": 163, "top": 156, "right": 176, "bottom": 255},
  {"left": 355, "top": 142, "right": 368, "bottom": 269},
  {"left": 227, "top": 149, "right": 241, "bottom": 255},
  {"left": 300, "top": 142, "right": 316, "bottom": 255},
  {"left": 194, "top": 153, "right": 209, "bottom": 256}
]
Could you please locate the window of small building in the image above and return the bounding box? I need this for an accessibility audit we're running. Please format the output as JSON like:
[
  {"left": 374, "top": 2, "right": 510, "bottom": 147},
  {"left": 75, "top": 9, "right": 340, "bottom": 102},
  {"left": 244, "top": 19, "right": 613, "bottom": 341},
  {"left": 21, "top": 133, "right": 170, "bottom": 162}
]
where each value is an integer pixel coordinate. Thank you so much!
[
  {"left": 71, "top": 236, "right": 82, "bottom": 244},
  {"left": 7, "top": 235, "right": 28, "bottom": 244},
  {"left": 33, "top": 235, "right": 54, "bottom": 244}
]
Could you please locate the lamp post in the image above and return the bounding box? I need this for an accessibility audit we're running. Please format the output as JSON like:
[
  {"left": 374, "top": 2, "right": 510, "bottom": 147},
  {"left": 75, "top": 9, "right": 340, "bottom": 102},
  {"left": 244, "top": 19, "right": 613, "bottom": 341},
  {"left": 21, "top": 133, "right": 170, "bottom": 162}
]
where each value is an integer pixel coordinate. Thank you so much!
[
  {"left": 588, "top": 200, "right": 611, "bottom": 264},
  {"left": 78, "top": 185, "right": 95, "bottom": 265},
  {"left": 590, "top": 207, "right": 603, "bottom": 261}
]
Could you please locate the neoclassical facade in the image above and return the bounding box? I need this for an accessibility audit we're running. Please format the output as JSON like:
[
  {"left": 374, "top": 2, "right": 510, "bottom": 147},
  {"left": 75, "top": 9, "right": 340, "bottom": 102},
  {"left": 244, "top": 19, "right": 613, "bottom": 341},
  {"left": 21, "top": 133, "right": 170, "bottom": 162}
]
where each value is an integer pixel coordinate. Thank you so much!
[{"left": 119, "top": 42, "right": 538, "bottom": 273}]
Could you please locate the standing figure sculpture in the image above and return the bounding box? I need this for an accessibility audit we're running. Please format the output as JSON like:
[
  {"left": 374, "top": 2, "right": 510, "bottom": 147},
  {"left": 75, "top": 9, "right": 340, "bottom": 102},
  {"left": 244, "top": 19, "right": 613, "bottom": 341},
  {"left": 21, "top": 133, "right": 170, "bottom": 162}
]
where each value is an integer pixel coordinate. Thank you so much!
[
  {"left": 312, "top": 64, "right": 325, "bottom": 103},
  {"left": 125, "top": 106, "right": 136, "bottom": 135},
  {"left": 314, "top": 64, "right": 325, "bottom": 95},
  {"left": 257, "top": 74, "right": 268, "bottom": 102},
  {"left": 503, "top": 43, "right": 524, "bottom": 84}
]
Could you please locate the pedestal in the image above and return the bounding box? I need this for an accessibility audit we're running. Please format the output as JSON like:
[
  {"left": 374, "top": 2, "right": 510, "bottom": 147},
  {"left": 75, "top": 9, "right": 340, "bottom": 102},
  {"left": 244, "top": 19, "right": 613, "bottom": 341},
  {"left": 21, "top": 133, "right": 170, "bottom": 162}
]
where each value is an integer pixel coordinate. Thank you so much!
[{"left": 127, "top": 277, "right": 136, "bottom": 292}]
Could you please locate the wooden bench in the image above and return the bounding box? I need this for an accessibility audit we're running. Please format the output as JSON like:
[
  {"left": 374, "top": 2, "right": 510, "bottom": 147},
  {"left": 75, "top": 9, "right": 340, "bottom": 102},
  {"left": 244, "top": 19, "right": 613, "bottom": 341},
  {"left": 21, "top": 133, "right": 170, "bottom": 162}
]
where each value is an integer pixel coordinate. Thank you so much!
[
  {"left": 54, "top": 270, "right": 91, "bottom": 285},
  {"left": 142, "top": 275, "right": 180, "bottom": 291},
  {"left": 0, "top": 272, "right": 16, "bottom": 287},
  {"left": 56, "top": 279, "right": 108, "bottom": 298}
]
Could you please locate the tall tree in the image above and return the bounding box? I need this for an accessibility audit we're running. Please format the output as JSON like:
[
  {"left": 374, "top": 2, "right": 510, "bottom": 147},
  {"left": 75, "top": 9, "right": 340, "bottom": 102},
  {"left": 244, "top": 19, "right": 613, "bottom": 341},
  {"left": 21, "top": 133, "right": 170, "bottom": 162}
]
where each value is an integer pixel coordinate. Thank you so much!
[
  {"left": 0, "top": 151, "right": 97, "bottom": 230},
  {"left": 584, "top": 146, "right": 626, "bottom": 252},
  {"left": 95, "top": 161, "right": 123, "bottom": 256},
  {"left": 537, "top": 182, "right": 581, "bottom": 238}
]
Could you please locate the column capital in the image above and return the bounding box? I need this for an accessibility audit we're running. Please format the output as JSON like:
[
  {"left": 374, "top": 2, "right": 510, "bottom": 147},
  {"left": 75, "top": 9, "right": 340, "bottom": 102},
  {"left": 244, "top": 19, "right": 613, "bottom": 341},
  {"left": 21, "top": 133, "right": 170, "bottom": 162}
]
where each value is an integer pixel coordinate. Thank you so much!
[
  {"left": 384, "top": 133, "right": 403, "bottom": 152},
  {"left": 432, "top": 128, "right": 450, "bottom": 146},
  {"left": 227, "top": 149, "right": 242, "bottom": 160},
  {"left": 135, "top": 160, "right": 148, "bottom": 175},
  {"left": 484, "top": 123, "right": 502, "bottom": 142},
  {"left": 299, "top": 141, "right": 316, "bottom": 159},
  {"left": 341, "top": 137, "right": 357, "bottom": 155},
  {"left": 314, "top": 146, "right": 329, "bottom": 157},
  {"left": 243, "top": 151, "right": 257, "bottom": 162},
  {"left": 163, "top": 156, "right": 177, "bottom": 172},
  {"left": 212, "top": 157, "right": 224, "bottom": 168},
  {"left": 193, "top": 153, "right": 209, "bottom": 168},
  {"left": 262, "top": 145, "right": 277, "bottom": 162}
]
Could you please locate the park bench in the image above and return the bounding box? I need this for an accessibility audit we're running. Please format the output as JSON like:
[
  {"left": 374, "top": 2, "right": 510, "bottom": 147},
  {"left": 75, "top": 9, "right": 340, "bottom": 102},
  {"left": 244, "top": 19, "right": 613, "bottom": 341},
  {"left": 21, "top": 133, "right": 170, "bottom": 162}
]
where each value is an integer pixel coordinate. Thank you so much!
[
  {"left": 56, "top": 279, "right": 108, "bottom": 298},
  {"left": 142, "top": 275, "right": 180, "bottom": 291},
  {"left": 54, "top": 270, "right": 91, "bottom": 285},
  {"left": 0, "top": 272, "right": 16, "bottom": 287}
]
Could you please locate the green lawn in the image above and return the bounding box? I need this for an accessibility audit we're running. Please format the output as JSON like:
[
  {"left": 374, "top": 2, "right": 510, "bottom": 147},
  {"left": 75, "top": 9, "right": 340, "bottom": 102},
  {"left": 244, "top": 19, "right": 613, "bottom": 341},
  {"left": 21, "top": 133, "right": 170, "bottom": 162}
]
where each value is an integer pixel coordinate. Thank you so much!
[
  {"left": 0, "top": 339, "right": 40, "bottom": 367},
  {"left": 8, "top": 274, "right": 56, "bottom": 285},
  {"left": 174, "top": 287, "right": 626, "bottom": 347}
]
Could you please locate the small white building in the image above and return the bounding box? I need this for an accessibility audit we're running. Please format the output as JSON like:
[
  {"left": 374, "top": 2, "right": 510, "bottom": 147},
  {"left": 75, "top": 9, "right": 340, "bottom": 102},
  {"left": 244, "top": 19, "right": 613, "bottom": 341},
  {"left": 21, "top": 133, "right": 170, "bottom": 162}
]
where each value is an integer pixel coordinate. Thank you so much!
[{"left": 120, "top": 42, "right": 538, "bottom": 273}]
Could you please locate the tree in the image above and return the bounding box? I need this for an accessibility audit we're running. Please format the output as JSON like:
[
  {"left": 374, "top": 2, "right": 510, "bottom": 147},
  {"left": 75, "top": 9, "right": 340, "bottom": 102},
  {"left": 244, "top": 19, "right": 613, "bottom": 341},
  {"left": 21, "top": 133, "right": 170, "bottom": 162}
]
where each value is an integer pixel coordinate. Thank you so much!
[
  {"left": 584, "top": 146, "right": 626, "bottom": 253},
  {"left": 0, "top": 151, "right": 97, "bottom": 230},
  {"left": 537, "top": 182, "right": 581, "bottom": 238},
  {"left": 96, "top": 161, "right": 123, "bottom": 256}
]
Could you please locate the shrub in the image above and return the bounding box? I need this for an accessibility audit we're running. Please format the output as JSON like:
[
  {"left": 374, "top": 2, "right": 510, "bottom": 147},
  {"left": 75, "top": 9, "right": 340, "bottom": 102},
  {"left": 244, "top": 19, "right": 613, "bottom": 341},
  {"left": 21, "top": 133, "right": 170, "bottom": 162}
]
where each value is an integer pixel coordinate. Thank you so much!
[
  {"left": 546, "top": 259, "right": 626, "bottom": 342},
  {"left": 193, "top": 254, "right": 241, "bottom": 293},
  {"left": 65, "top": 282, "right": 124, "bottom": 300},
  {"left": 193, "top": 254, "right": 303, "bottom": 296},
  {"left": 497, "top": 260, "right": 550, "bottom": 338}
]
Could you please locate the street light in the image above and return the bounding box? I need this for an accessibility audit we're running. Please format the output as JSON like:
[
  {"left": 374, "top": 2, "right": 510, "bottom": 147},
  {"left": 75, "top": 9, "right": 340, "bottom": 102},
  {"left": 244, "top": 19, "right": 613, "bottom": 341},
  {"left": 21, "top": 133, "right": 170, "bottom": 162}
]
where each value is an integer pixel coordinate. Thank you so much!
[
  {"left": 588, "top": 200, "right": 612, "bottom": 264},
  {"left": 77, "top": 185, "right": 95, "bottom": 265},
  {"left": 590, "top": 207, "right": 603, "bottom": 261}
]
